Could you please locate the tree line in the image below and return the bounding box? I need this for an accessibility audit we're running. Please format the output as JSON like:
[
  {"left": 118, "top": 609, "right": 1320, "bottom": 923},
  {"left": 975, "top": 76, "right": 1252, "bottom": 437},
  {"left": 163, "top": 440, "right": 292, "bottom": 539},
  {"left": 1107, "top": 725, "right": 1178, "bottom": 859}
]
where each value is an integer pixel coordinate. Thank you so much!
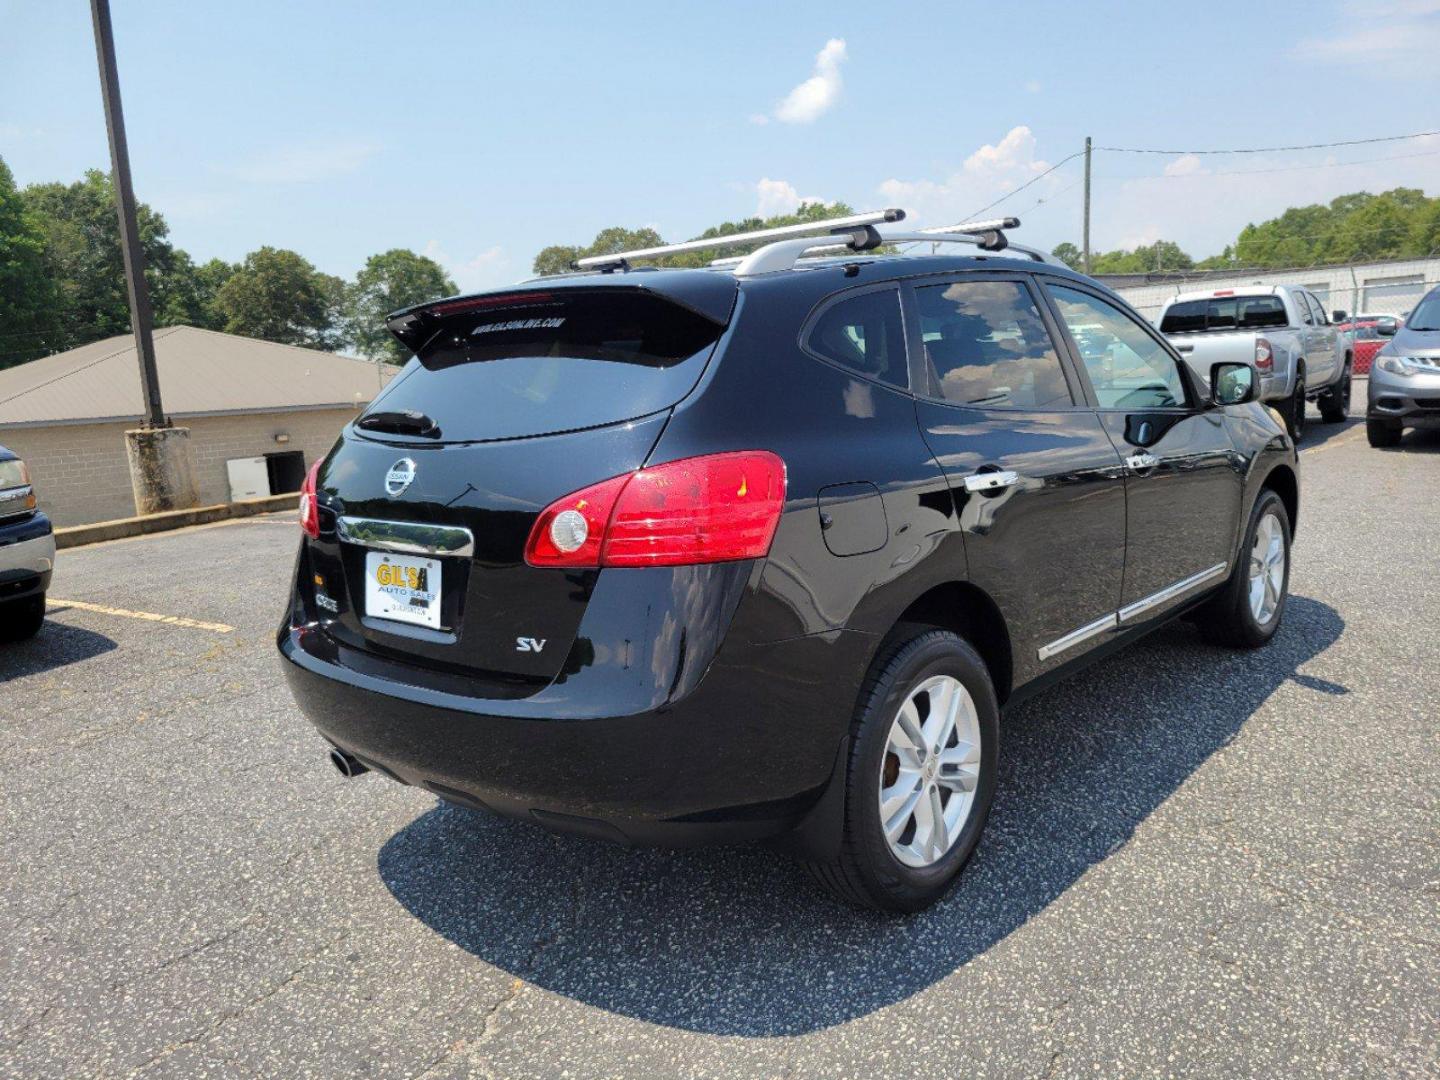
[
  {"left": 1051, "top": 187, "right": 1440, "bottom": 275},
  {"left": 0, "top": 156, "right": 456, "bottom": 370}
]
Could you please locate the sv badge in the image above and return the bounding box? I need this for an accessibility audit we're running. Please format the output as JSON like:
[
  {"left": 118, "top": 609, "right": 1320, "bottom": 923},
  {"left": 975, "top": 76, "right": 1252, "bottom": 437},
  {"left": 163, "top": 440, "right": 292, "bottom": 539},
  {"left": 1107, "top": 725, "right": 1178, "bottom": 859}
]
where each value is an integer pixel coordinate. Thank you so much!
[{"left": 516, "top": 637, "right": 547, "bottom": 653}]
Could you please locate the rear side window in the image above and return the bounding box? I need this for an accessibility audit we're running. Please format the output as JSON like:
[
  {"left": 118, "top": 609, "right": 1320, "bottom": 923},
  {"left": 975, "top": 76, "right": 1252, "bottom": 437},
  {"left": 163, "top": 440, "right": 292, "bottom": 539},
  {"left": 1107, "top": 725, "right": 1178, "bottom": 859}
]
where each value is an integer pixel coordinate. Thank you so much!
[
  {"left": 1160, "top": 296, "right": 1288, "bottom": 333},
  {"left": 804, "top": 288, "right": 908, "bottom": 389},
  {"left": 361, "top": 290, "right": 725, "bottom": 442},
  {"left": 915, "top": 279, "right": 1072, "bottom": 409}
]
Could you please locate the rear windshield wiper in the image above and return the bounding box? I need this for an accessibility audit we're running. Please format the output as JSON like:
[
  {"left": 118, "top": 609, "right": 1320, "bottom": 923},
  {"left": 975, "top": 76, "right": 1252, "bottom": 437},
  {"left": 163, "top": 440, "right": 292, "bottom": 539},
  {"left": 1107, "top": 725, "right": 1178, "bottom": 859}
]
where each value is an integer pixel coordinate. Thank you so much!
[{"left": 356, "top": 409, "right": 441, "bottom": 438}]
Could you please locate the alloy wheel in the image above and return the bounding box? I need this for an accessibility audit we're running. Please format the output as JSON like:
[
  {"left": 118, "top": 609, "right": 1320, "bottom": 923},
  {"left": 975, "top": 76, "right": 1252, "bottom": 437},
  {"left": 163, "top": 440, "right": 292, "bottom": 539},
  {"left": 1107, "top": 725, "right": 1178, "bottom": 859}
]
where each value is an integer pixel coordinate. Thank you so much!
[
  {"left": 878, "top": 675, "right": 982, "bottom": 868},
  {"left": 1248, "top": 511, "right": 1286, "bottom": 625}
]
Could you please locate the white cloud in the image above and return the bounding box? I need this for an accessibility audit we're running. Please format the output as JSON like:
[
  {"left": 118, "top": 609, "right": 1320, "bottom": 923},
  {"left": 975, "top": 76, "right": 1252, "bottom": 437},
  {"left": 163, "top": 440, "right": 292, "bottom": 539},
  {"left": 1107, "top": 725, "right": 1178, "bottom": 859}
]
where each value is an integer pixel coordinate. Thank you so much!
[
  {"left": 1294, "top": 0, "right": 1440, "bottom": 68},
  {"left": 771, "top": 38, "right": 847, "bottom": 124},
  {"left": 220, "top": 138, "right": 382, "bottom": 184},
  {"left": 754, "top": 177, "right": 825, "bottom": 217},
  {"left": 878, "top": 126, "right": 1055, "bottom": 228},
  {"left": 1162, "top": 153, "right": 1207, "bottom": 177},
  {"left": 423, "top": 240, "right": 511, "bottom": 294}
]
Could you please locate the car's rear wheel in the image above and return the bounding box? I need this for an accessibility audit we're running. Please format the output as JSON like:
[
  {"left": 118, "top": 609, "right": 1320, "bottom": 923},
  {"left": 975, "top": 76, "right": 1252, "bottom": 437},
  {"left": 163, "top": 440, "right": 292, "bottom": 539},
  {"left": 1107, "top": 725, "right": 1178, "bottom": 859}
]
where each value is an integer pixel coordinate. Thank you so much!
[
  {"left": 1366, "top": 417, "right": 1402, "bottom": 448},
  {"left": 1196, "top": 491, "right": 1290, "bottom": 649},
  {"left": 0, "top": 594, "right": 45, "bottom": 642},
  {"left": 1284, "top": 373, "right": 1306, "bottom": 442},
  {"left": 804, "top": 629, "right": 998, "bottom": 912},
  {"left": 1319, "top": 361, "right": 1351, "bottom": 423}
]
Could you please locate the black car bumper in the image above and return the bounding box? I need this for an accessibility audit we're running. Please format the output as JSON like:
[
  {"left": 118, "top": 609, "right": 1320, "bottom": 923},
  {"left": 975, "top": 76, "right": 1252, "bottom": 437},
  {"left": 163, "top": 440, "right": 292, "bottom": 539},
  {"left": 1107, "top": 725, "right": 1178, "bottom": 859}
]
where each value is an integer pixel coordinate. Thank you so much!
[
  {"left": 278, "top": 616, "right": 871, "bottom": 852},
  {"left": 0, "top": 511, "right": 54, "bottom": 605}
]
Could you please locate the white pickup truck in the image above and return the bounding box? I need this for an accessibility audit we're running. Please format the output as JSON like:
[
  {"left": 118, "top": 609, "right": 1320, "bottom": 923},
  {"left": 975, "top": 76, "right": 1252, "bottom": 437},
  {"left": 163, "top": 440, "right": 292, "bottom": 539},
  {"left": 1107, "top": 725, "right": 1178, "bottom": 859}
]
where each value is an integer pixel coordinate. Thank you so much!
[{"left": 1156, "top": 285, "right": 1353, "bottom": 441}]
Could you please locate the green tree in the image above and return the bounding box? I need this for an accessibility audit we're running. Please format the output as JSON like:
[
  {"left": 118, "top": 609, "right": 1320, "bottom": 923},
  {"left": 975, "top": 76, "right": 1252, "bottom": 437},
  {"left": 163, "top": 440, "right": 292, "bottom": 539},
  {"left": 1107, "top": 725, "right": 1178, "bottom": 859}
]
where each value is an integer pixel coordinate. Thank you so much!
[
  {"left": 1050, "top": 242, "right": 1082, "bottom": 270},
  {"left": 1088, "top": 240, "right": 1194, "bottom": 274},
  {"left": 212, "top": 246, "right": 339, "bottom": 347},
  {"left": 0, "top": 156, "right": 59, "bottom": 368},
  {"left": 345, "top": 249, "right": 457, "bottom": 361},
  {"left": 533, "top": 227, "right": 664, "bottom": 276},
  {"left": 20, "top": 169, "right": 197, "bottom": 350}
]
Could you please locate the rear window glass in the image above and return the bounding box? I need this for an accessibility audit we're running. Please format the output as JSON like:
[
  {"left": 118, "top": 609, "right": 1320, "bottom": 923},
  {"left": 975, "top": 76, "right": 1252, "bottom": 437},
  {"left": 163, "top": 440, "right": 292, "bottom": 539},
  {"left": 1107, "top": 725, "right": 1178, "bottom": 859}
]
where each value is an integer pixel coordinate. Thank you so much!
[
  {"left": 916, "top": 280, "right": 1072, "bottom": 408},
  {"left": 805, "top": 288, "right": 908, "bottom": 388},
  {"left": 360, "top": 290, "right": 725, "bottom": 442},
  {"left": 1160, "top": 296, "right": 1288, "bottom": 333}
]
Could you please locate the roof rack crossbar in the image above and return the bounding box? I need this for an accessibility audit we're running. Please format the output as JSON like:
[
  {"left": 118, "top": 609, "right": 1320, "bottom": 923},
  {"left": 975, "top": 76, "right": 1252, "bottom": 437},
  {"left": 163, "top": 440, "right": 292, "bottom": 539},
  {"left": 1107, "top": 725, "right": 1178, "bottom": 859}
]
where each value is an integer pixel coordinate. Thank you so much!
[
  {"left": 728, "top": 218, "right": 1063, "bottom": 275},
  {"left": 575, "top": 209, "right": 906, "bottom": 271}
]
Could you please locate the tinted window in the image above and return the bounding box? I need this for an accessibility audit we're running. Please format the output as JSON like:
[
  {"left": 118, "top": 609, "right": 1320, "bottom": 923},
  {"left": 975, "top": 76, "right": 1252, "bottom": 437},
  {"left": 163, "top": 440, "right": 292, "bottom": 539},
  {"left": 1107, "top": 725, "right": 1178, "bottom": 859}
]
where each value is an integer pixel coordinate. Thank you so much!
[
  {"left": 1406, "top": 290, "right": 1440, "bottom": 331},
  {"left": 1049, "top": 285, "right": 1189, "bottom": 409},
  {"left": 915, "top": 280, "right": 1071, "bottom": 408},
  {"left": 1296, "top": 293, "right": 1314, "bottom": 325},
  {"left": 1160, "top": 295, "right": 1288, "bottom": 332},
  {"left": 805, "top": 288, "right": 908, "bottom": 388},
  {"left": 361, "top": 290, "right": 724, "bottom": 442}
]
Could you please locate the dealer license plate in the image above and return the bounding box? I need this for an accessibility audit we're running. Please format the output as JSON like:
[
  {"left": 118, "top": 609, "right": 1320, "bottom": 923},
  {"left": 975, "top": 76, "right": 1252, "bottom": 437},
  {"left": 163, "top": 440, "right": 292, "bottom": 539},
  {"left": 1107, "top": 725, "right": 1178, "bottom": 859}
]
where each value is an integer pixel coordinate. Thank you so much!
[{"left": 364, "top": 551, "right": 442, "bottom": 630}]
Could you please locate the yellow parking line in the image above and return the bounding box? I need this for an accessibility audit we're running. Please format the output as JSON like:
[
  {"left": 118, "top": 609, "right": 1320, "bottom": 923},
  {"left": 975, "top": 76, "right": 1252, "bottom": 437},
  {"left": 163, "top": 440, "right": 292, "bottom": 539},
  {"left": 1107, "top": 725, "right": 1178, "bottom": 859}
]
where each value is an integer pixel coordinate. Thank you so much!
[
  {"left": 1302, "top": 423, "right": 1366, "bottom": 455},
  {"left": 47, "top": 599, "right": 234, "bottom": 634}
]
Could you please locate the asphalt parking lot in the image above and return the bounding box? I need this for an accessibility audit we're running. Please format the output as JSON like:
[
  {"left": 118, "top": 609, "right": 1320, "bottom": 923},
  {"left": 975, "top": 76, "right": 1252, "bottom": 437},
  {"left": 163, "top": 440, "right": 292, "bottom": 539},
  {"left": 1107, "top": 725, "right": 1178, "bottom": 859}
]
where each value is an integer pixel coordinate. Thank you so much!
[{"left": 3, "top": 402, "right": 1438, "bottom": 1079}]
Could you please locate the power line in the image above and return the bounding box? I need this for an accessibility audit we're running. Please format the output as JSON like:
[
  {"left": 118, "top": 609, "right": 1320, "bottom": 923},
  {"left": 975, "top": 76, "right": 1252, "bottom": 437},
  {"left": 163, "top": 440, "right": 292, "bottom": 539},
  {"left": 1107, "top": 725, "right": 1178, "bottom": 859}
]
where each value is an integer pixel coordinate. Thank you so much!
[
  {"left": 958, "top": 150, "right": 1084, "bottom": 222},
  {"left": 1096, "top": 129, "right": 1440, "bottom": 156},
  {"left": 1105, "top": 146, "right": 1440, "bottom": 181}
]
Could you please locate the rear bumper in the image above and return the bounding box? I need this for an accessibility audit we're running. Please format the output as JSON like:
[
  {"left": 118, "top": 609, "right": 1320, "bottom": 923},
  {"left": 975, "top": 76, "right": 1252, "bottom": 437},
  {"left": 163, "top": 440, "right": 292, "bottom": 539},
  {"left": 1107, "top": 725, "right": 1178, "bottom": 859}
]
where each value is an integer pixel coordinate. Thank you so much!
[
  {"left": 278, "top": 612, "right": 872, "bottom": 851},
  {"left": 0, "top": 513, "right": 54, "bottom": 604}
]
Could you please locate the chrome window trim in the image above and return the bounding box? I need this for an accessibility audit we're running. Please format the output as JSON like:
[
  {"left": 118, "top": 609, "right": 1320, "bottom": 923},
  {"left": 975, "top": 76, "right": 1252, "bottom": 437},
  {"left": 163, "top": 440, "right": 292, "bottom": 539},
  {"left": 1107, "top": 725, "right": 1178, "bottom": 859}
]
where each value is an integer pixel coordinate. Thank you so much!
[
  {"left": 335, "top": 515, "right": 475, "bottom": 558},
  {"left": 1117, "top": 563, "right": 1228, "bottom": 624},
  {"left": 1037, "top": 613, "right": 1118, "bottom": 661}
]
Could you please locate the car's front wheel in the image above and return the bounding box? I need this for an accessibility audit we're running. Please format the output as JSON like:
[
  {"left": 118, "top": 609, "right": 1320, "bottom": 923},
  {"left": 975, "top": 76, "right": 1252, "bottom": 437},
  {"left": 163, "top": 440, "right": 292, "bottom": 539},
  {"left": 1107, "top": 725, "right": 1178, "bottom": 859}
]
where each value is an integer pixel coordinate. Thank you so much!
[
  {"left": 805, "top": 629, "right": 999, "bottom": 912},
  {"left": 1319, "top": 360, "right": 1352, "bottom": 423},
  {"left": 1367, "top": 417, "right": 1402, "bottom": 448},
  {"left": 1197, "top": 490, "right": 1291, "bottom": 649},
  {"left": 0, "top": 594, "right": 45, "bottom": 642}
]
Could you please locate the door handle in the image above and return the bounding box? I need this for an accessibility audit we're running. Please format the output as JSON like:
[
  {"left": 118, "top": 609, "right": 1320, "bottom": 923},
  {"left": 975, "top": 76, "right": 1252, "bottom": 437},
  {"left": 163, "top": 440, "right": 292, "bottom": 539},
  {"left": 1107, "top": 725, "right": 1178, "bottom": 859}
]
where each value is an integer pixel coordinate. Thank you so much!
[
  {"left": 962, "top": 469, "right": 1020, "bottom": 493},
  {"left": 1125, "top": 452, "right": 1160, "bottom": 473}
]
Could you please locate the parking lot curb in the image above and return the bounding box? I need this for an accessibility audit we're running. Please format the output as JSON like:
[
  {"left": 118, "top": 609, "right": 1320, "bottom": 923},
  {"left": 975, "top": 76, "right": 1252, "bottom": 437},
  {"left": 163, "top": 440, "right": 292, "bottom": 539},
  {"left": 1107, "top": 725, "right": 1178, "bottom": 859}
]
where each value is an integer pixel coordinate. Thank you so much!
[{"left": 54, "top": 493, "right": 299, "bottom": 549}]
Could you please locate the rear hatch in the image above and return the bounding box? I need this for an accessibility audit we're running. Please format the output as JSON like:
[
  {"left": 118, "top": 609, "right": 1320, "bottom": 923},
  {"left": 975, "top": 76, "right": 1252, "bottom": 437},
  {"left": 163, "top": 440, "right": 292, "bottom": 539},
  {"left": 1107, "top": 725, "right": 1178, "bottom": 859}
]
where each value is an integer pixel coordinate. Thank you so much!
[{"left": 310, "top": 277, "right": 736, "bottom": 688}]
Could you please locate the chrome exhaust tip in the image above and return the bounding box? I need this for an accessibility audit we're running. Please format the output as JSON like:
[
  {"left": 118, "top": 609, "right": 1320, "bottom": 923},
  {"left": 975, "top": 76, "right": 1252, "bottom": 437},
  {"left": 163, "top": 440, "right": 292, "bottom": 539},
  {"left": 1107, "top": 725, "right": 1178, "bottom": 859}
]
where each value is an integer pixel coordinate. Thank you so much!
[{"left": 328, "top": 747, "right": 369, "bottom": 778}]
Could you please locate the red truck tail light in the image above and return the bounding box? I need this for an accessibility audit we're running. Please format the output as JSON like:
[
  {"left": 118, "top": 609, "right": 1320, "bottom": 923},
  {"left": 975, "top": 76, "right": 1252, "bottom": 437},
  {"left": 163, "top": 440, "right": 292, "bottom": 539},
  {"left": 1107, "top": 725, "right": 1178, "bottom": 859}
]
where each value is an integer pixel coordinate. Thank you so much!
[
  {"left": 525, "top": 451, "right": 787, "bottom": 568},
  {"left": 1254, "top": 337, "right": 1274, "bottom": 372},
  {"left": 298, "top": 460, "right": 321, "bottom": 539}
]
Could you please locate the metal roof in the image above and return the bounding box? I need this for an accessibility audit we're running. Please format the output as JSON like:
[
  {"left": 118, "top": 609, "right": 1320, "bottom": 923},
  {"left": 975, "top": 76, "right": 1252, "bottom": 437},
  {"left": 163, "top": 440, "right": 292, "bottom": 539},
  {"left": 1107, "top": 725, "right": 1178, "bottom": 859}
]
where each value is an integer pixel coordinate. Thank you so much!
[{"left": 0, "top": 326, "right": 393, "bottom": 428}]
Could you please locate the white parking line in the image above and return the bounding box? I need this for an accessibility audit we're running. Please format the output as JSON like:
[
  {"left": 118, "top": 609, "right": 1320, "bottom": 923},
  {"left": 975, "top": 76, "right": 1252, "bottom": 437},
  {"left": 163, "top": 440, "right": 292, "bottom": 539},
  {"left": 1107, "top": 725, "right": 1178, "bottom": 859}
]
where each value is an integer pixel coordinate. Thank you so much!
[{"left": 46, "top": 598, "right": 235, "bottom": 634}]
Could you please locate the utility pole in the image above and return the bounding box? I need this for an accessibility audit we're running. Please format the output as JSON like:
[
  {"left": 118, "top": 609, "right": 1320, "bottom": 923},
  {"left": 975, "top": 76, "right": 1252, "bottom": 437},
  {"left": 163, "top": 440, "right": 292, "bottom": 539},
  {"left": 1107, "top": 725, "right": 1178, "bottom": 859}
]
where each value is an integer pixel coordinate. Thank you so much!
[
  {"left": 1082, "top": 136, "right": 1092, "bottom": 275},
  {"left": 91, "top": 0, "right": 164, "bottom": 428},
  {"left": 90, "top": 0, "right": 199, "bottom": 515}
]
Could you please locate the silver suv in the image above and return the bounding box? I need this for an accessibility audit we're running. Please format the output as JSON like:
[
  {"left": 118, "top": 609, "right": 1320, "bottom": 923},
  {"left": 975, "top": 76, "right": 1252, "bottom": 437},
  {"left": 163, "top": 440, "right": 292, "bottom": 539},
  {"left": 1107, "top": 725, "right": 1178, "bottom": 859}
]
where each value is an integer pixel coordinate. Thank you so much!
[
  {"left": 1367, "top": 286, "right": 1440, "bottom": 447},
  {"left": 0, "top": 445, "right": 53, "bottom": 641}
]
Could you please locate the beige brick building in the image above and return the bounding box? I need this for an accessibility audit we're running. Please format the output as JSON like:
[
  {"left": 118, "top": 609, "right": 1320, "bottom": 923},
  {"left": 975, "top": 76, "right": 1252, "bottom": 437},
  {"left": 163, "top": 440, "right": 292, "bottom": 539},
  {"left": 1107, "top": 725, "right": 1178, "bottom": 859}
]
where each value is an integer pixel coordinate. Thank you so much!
[{"left": 0, "top": 326, "right": 393, "bottom": 527}]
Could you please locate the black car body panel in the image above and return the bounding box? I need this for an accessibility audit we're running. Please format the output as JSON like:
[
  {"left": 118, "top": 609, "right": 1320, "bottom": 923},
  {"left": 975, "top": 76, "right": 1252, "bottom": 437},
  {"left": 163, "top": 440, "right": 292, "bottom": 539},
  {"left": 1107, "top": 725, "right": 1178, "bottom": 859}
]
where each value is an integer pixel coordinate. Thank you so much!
[{"left": 279, "top": 250, "right": 1298, "bottom": 854}]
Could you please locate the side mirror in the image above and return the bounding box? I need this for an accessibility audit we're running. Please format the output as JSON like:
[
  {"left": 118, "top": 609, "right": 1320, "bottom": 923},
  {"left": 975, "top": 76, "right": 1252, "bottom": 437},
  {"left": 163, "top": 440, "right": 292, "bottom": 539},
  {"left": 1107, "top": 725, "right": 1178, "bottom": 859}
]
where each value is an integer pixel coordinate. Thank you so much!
[
  {"left": 1331, "top": 310, "right": 1348, "bottom": 323},
  {"left": 1210, "top": 362, "right": 1257, "bottom": 406},
  {"left": 1377, "top": 322, "right": 1397, "bottom": 337}
]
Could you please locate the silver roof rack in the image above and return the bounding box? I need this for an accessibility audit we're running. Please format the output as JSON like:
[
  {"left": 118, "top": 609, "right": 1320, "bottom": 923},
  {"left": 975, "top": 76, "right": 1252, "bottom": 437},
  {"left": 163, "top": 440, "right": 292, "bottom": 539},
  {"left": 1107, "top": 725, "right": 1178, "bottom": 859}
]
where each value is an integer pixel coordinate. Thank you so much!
[
  {"left": 575, "top": 209, "right": 905, "bottom": 271},
  {"left": 728, "top": 215, "right": 1063, "bottom": 275}
]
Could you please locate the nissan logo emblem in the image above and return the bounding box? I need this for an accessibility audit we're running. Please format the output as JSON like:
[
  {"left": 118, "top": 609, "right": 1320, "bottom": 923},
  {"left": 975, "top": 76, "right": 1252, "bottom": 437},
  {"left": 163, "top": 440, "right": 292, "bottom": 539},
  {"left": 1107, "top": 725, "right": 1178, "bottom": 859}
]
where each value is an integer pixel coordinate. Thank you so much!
[{"left": 385, "top": 458, "right": 417, "bottom": 497}]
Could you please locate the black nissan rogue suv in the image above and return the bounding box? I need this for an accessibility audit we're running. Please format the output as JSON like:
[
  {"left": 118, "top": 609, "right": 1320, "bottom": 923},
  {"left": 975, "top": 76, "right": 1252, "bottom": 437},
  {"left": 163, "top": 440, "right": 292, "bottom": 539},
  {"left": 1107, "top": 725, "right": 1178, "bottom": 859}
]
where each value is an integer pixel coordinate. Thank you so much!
[{"left": 279, "top": 213, "right": 1298, "bottom": 912}]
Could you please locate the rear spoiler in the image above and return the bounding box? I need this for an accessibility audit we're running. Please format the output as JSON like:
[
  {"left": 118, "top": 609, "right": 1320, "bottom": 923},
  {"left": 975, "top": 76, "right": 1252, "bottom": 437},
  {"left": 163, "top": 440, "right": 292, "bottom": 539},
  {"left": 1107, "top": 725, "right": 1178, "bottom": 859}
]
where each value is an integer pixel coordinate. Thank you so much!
[{"left": 385, "top": 275, "right": 739, "bottom": 353}]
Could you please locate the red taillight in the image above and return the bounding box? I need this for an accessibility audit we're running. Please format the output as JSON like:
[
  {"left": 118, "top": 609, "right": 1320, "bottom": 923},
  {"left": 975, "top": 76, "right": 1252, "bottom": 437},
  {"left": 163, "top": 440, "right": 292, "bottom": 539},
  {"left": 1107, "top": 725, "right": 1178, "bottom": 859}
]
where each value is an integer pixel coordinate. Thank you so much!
[
  {"left": 1254, "top": 337, "right": 1274, "bottom": 371},
  {"left": 524, "top": 451, "right": 787, "bottom": 568},
  {"left": 298, "top": 459, "right": 321, "bottom": 539}
]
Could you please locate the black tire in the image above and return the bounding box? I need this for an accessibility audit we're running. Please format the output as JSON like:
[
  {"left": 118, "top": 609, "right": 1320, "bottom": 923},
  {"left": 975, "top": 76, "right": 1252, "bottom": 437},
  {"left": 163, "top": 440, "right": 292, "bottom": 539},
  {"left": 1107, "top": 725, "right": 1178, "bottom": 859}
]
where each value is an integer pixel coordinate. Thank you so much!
[
  {"left": 1196, "top": 491, "right": 1290, "bottom": 649},
  {"left": 1367, "top": 417, "right": 1402, "bottom": 448},
  {"left": 804, "top": 629, "right": 999, "bottom": 913},
  {"left": 0, "top": 594, "right": 45, "bottom": 642},
  {"left": 1319, "top": 360, "right": 1351, "bottom": 423},
  {"left": 1284, "top": 372, "right": 1306, "bottom": 442}
]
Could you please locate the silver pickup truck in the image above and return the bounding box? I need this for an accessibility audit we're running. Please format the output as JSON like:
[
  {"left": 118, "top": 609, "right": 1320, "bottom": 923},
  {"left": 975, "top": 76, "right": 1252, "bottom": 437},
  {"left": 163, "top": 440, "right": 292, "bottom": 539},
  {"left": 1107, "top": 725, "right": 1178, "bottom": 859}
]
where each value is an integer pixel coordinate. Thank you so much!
[{"left": 1157, "top": 285, "right": 1353, "bottom": 441}]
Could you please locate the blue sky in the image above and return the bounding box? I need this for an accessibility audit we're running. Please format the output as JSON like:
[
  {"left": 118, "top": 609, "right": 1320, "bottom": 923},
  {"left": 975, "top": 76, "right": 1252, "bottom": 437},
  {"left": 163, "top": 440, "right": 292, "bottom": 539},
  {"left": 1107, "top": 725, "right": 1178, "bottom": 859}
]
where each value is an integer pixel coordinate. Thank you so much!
[{"left": 3, "top": 1, "right": 1438, "bottom": 292}]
